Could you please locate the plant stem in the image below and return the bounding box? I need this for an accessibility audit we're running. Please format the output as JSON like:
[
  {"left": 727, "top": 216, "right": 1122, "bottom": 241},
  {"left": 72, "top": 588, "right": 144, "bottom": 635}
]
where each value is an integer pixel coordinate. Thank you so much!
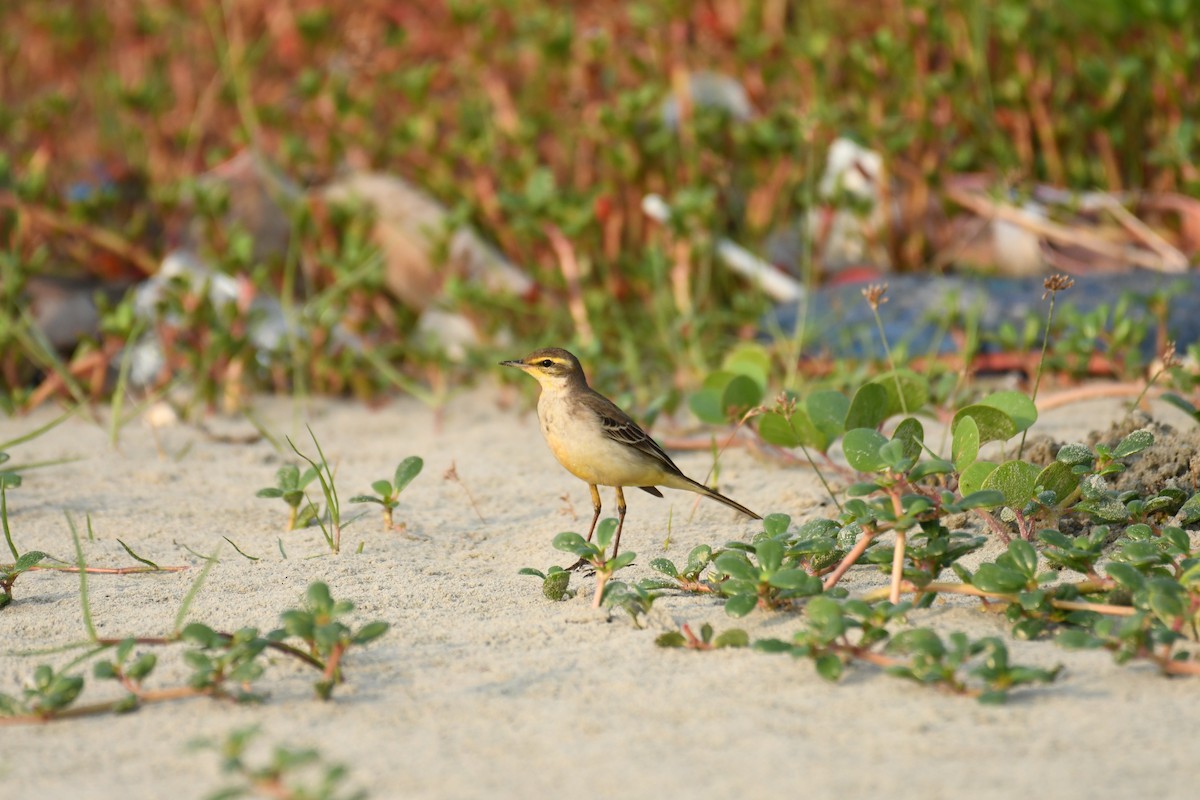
[
  {"left": 889, "top": 530, "right": 906, "bottom": 604},
  {"left": 822, "top": 530, "right": 876, "bottom": 591},
  {"left": 864, "top": 579, "right": 1136, "bottom": 616},
  {"left": 1020, "top": 283, "right": 1064, "bottom": 458}
]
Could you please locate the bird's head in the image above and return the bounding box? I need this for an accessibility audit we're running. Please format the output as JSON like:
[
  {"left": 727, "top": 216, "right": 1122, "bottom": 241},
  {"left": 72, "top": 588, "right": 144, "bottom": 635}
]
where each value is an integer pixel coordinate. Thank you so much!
[{"left": 500, "top": 347, "right": 586, "bottom": 391}]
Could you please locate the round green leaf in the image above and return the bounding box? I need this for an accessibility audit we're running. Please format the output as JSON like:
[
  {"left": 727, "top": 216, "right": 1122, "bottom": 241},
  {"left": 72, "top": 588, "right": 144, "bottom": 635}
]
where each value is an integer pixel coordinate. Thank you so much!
[
  {"left": 723, "top": 593, "right": 759, "bottom": 618},
  {"left": 959, "top": 460, "right": 999, "bottom": 503},
  {"left": 1105, "top": 562, "right": 1145, "bottom": 591},
  {"left": 13, "top": 550, "right": 48, "bottom": 573},
  {"left": 715, "top": 552, "right": 759, "bottom": 583},
  {"left": 763, "top": 513, "right": 791, "bottom": 537},
  {"left": 804, "top": 596, "right": 845, "bottom": 636},
  {"left": 689, "top": 387, "right": 726, "bottom": 426},
  {"left": 393, "top": 456, "right": 424, "bottom": 491},
  {"left": 891, "top": 417, "right": 924, "bottom": 462},
  {"left": 870, "top": 369, "right": 929, "bottom": 418},
  {"left": 951, "top": 414, "right": 979, "bottom": 471},
  {"left": 1112, "top": 429, "right": 1153, "bottom": 458},
  {"left": 1006, "top": 540, "right": 1039, "bottom": 579},
  {"left": 649, "top": 558, "right": 679, "bottom": 578},
  {"left": 721, "top": 343, "right": 771, "bottom": 390},
  {"left": 713, "top": 629, "right": 750, "bottom": 648},
  {"left": 1179, "top": 492, "right": 1200, "bottom": 525},
  {"left": 971, "top": 563, "right": 1029, "bottom": 593},
  {"left": 352, "top": 621, "right": 391, "bottom": 644},
  {"left": 981, "top": 460, "right": 1041, "bottom": 507},
  {"left": 814, "top": 653, "right": 844, "bottom": 681},
  {"left": 807, "top": 391, "right": 850, "bottom": 445},
  {"left": 1055, "top": 443, "right": 1094, "bottom": 467},
  {"left": 952, "top": 405, "right": 1017, "bottom": 445},
  {"left": 552, "top": 532, "right": 591, "bottom": 556},
  {"left": 757, "top": 411, "right": 803, "bottom": 448},
  {"left": 656, "top": 631, "right": 687, "bottom": 648},
  {"left": 755, "top": 539, "right": 784, "bottom": 573},
  {"left": 609, "top": 551, "right": 637, "bottom": 571},
  {"left": 767, "top": 570, "right": 821, "bottom": 593},
  {"left": 722, "top": 375, "right": 763, "bottom": 417},
  {"left": 846, "top": 383, "right": 888, "bottom": 430},
  {"left": 979, "top": 391, "right": 1037, "bottom": 433},
  {"left": 842, "top": 428, "right": 889, "bottom": 473},
  {"left": 594, "top": 518, "right": 619, "bottom": 549},
  {"left": 954, "top": 490, "right": 1005, "bottom": 510},
  {"left": 1034, "top": 461, "right": 1079, "bottom": 507}
]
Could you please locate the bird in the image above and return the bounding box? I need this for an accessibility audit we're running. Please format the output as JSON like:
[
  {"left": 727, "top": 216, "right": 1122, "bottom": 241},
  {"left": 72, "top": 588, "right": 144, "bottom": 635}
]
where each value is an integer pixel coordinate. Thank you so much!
[{"left": 501, "top": 347, "right": 761, "bottom": 562}]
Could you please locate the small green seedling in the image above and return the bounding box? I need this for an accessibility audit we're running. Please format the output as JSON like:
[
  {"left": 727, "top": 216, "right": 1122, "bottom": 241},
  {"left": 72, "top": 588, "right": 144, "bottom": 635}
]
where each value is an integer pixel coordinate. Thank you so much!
[
  {"left": 256, "top": 464, "right": 318, "bottom": 531},
  {"left": 518, "top": 565, "right": 573, "bottom": 600},
  {"left": 349, "top": 456, "right": 424, "bottom": 531},
  {"left": 0, "top": 665, "right": 84, "bottom": 719},
  {"left": 552, "top": 519, "right": 636, "bottom": 609},
  {"left": 0, "top": 580, "right": 390, "bottom": 723},
  {"left": 194, "top": 725, "right": 368, "bottom": 800},
  {"left": 646, "top": 544, "right": 716, "bottom": 593},
  {"left": 1, "top": 550, "right": 49, "bottom": 610},
  {"left": 278, "top": 581, "right": 390, "bottom": 699},
  {"left": 656, "top": 622, "right": 749, "bottom": 650},
  {"left": 715, "top": 537, "right": 823, "bottom": 617},
  {"left": 601, "top": 579, "right": 662, "bottom": 627},
  {"left": 1, "top": 468, "right": 47, "bottom": 610}
]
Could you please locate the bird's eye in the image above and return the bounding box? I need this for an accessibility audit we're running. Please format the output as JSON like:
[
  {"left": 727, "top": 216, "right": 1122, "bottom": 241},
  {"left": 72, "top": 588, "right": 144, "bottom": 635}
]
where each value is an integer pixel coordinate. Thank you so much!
[{"left": 540, "top": 359, "right": 554, "bottom": 368}]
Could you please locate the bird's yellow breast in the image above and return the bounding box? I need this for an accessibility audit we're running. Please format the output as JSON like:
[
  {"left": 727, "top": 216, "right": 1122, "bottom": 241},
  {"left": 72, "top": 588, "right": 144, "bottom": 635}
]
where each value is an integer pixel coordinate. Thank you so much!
[{"left": 537, "top": 392, "right": 664, "bottom": 487}]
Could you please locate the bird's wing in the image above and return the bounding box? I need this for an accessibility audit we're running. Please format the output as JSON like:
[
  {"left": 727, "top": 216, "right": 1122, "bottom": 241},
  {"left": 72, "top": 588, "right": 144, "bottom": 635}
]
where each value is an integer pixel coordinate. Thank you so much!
[{"left": 589, "top": 391, "right": 685, "bottom": 478}]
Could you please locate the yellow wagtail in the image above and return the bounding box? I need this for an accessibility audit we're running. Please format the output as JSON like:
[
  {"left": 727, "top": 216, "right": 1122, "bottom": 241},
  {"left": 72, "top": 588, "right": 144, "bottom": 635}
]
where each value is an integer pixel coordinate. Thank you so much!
[{"left": 501, "top": 347, "right": 761, "bottom": 560}]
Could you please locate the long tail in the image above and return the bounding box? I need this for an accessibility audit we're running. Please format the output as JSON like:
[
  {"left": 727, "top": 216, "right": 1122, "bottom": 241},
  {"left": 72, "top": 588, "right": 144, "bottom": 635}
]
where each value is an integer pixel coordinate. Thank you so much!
[{"left": 676, "top": 475, "right": 762, "bottom": 520}]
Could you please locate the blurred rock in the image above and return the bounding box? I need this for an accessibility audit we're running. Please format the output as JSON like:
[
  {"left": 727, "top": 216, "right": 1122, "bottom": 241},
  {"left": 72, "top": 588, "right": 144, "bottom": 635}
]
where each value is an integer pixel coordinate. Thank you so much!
[
  {"left": 25, "top": 275, "right": 131, "bottom": 350},
  {"left": 129, "top": 249, "right": 302, "bottom": 385},
  {"left": 415, "top": 308, "right": 480, "bottom": 363},
  {"left": 320, "top": 172, "right": 534, "bottom": 311},
  {"left": 185, "top": 151, "right": 302, "bottom": 265}
]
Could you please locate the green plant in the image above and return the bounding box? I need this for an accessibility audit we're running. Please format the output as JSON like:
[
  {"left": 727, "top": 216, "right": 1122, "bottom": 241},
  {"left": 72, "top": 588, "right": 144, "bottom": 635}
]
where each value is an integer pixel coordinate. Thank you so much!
[
  {"left": 278, "top": 581, "right": 391, "bottom": 700},
  {"left": 518, "top": 564, "right": 572, "bottom": 601},
  {"left": 552, "top": 519, "right": 636, "bottom": 609},
  {"left": 0, "top": 580, "right": 388, "bottom": 723},
  {"left": 713, "top": 534, "right": 823, "bottom": 617},
  {"left": 656, "top": 622, "right": 749, "bottom": 650},
  {"left": 256, "top": 464, "right": 319, "bottom": 531},
  {"left": 755, "top": 597, "right": 1059, "bottom": 703},
  {"left": 646, "top": 544, "right": 717, "bottom": 593},
  {"left": 600, "top": 579, "right": 662, "bottom": 627},
  {"left": 195, "top": 725, "right": 368, "bottom": 800},
  {"left": 0, "top": 460, "right": 47, "bottom": 610},
  {"left": 349, "top": 456, "right": 424, "bottom": 531},
  {"left": 288, "top": 427, "right": 348, "bottom": 554}
]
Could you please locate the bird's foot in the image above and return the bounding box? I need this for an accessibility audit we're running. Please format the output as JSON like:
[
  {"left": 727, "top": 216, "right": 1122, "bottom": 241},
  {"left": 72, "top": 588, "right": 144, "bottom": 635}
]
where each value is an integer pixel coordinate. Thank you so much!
[{"left": 565, "top": 557, "right": 592, "bottom": 574}]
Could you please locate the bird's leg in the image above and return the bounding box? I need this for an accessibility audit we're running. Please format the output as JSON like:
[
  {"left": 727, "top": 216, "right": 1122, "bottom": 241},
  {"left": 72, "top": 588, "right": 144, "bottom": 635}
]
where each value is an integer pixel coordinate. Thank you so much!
[
  {"left": 584, "top": 484, "right": 602, "bottom": 542},
  {"left": 567, "top": 484, "right": 603, "bottom": 572},
  {"left": 611, "top": 486, "right": 627, "bottom": 559}
]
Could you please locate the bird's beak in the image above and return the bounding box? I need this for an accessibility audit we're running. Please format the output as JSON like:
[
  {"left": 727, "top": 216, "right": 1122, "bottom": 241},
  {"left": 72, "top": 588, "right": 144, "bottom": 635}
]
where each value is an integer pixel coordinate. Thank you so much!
[{"left": 500, "top": 359, "right": 526, "bottom": 369}]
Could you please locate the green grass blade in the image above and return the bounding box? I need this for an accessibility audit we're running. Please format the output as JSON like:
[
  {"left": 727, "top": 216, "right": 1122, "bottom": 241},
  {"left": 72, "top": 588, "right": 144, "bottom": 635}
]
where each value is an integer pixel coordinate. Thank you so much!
[
  {"left": 67, "top": 511, "right": 97, "bottom": 642},
  {"left": 116, "top": 538, "right": 160, "bottom": 569},
  {"left": 222, "top": 536, "right": 260, "bottom": 561},
  {"left": 108, "top": 317, "right": 145, "bottom": 448},
  {"left": 0, "top": 402, "right": 83, "bottom": 450},
  {"left": 174, "top": 545, "right": 220, "bottom": 634},
  {"left": 1, "top": 485, "right": 16, "bottom": 561}
]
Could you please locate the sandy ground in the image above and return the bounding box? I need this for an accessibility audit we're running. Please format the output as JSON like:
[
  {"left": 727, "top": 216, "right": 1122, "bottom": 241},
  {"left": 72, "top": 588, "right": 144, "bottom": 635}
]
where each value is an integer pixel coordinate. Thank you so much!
[{"left": 2, "top": 386, "right": 1198, "bottom": 800}]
